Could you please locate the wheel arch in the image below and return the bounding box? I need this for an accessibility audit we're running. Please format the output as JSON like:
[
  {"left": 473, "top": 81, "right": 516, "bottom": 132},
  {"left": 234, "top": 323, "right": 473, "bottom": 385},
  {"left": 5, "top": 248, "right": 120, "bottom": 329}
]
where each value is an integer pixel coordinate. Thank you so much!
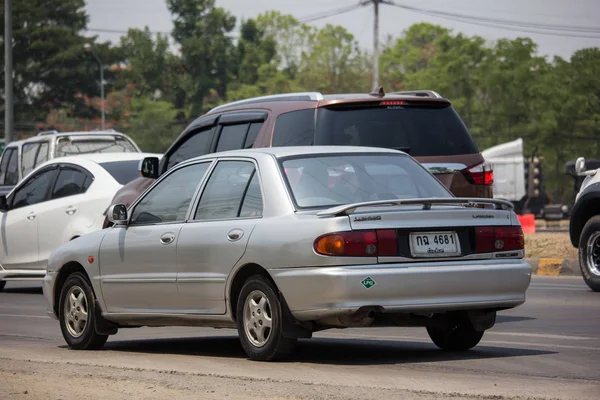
[
  {"left": 53, "top": 261, "right": 91, "bottom": 316},
  {"left": 228, "top": 263, "right": 276, "bottom": 322},
  {"left": 570, "top": 192, "right": 600, "bottom": 247}
]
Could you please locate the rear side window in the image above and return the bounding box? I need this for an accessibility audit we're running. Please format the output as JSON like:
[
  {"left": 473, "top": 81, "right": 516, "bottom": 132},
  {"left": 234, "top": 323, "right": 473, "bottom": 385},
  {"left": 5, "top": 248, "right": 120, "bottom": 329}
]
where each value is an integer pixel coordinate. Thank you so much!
[
  {"left": 313, "top": 105, "right": 479, "bottom": 157},
  {"left": 21, "top": 143, "right": 40, "bottom": 177},
  {"left": 272, "top": 109, "right": 315, "bottom": 147},
  {"left": 216, "top": 124, "right": 249, "bottom": 152},
  {"left": 244, "top": 123, "right": 262, "bottom": 148},
  {"left": 167, "top": 126, "right": 215, "bottom": 170},
  {"left": 99, "top": 160, "right": 143, "bottom": 185},
  {"left": 51, "top": 168, "right": 89, "bottom": 199}
]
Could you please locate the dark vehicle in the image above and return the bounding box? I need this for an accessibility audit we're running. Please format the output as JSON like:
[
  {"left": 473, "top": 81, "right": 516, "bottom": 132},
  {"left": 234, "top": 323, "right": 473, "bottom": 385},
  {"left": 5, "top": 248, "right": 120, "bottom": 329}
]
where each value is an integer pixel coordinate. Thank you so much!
[{"left": 104, "top": 89, "right": 493, "bottom": 227}]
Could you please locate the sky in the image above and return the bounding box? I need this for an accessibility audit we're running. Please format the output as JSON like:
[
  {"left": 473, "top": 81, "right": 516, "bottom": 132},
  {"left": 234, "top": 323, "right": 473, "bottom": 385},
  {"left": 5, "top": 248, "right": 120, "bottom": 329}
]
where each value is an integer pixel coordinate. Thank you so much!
[{"left": 85, "top": 0, "right": 600, "bottom": 60}]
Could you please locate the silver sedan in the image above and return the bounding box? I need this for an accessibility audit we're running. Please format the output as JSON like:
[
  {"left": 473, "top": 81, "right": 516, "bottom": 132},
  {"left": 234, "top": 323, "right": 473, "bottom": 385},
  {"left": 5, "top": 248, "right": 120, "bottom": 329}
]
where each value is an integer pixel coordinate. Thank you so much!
[{"left": 43, "top": 146, "right": 531, "bottom": 361}]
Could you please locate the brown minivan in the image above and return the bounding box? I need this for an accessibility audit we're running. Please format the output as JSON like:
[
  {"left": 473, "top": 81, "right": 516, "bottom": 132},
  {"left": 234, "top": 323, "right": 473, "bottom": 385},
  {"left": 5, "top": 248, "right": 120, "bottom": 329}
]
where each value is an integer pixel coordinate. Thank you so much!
[{"left": 103, "top": 88, "right": 493, "bottom": 227}]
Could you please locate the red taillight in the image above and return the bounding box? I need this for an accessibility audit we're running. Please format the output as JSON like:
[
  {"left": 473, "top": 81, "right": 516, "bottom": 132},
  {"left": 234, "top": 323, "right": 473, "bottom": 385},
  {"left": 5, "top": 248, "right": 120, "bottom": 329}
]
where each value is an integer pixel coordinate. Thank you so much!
[
  {"left": 380, "top": 100, "right": 405, "bottom": 106},
  {"left": 314, "top": 230, "right": 398, "bottom": 257},
  {"left": 465, "top": 161, "right": 494, "bottom": 185},
  {"left": 474, "top": 226, "right": 524, "bottom": 253}
]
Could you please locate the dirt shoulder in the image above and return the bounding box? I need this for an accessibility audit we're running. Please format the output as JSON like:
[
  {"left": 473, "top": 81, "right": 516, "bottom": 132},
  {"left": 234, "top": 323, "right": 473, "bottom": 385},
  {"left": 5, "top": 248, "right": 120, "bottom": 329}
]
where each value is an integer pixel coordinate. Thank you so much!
[{"left": 1, "top": 357, "right": 491, "bottom": 400}]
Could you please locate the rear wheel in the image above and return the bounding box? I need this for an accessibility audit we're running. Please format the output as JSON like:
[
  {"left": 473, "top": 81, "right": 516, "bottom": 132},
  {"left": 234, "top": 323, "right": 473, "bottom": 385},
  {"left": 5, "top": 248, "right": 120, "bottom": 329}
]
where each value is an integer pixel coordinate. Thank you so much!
[
  {"left": 0, "top": 280, "right": 5, "bottom": 292},
  {"left": 578, "top": 216, "right": 600, "bottom": 292},
  {"left": 58, "top": 272, "right": 108, "bottom": 350},
  {"left": 427, "top": 324, "right": 484, "bottom": 351},
  {"left": 236, "top": 276, "right": 297, "bottom": 361}
]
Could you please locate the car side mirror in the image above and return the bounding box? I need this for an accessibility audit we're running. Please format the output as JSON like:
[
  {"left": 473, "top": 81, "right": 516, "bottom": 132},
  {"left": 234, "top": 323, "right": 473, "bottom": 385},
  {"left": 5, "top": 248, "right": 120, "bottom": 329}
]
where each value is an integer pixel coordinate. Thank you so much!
[
  {"left": 0, "top": 195, "right": 7, "bottom": 212},
  {"left": 575, "top": 157, "right": 586, "bottom": 176},
  {"left": 139, "top": 157, "right": 160, "bottom": 179},
  {"left": 107, "top": 204, "right": 128, "bottom": 225}
]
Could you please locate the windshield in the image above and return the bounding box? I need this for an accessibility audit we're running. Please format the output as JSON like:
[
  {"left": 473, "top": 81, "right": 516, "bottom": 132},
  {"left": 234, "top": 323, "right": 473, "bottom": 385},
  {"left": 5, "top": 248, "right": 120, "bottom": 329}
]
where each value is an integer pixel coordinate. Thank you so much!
[
  {"left": 98, "top": 160, "right": 142, "bottom": 185},
  {"left": 55, "top": 137, "right": 138, "bottom": 157},
  {"left": 281, "top": 153, "right": 452, "bottom": 209}
]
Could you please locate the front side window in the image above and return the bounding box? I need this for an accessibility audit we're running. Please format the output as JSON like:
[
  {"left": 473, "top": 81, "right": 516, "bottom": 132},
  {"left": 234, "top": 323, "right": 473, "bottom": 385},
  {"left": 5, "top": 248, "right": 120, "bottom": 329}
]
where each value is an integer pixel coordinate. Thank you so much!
[
  {"left": 281, "top": 153, "right": 452, "bottom": 209},
  {"left": 51, "top": 168, "right": 90, "bottom": 200},
  {"left": 36, "top": 142, "right": 49, "bottom": 167},
  {"left": 167, "top": 126, "right": 215, "bottom": 171},
  {"left": 131, "top": 162, "right": 211, "bottom": 225},
  {"left": 194, "top": 161, "right": 259, "bottom": 220},
  {"left": 10, "top": 169, "right": 57, "bottom": 209}
]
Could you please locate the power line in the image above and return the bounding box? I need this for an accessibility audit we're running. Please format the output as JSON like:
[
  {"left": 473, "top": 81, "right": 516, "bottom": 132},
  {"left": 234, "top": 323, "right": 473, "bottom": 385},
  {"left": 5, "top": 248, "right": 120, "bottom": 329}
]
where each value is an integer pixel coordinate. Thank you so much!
[
  {"left": 389, "top": 2, "right": 600, "bottom": 39},
  {"left": 297, "top": 3, "right": 363, "bottom": 23}
]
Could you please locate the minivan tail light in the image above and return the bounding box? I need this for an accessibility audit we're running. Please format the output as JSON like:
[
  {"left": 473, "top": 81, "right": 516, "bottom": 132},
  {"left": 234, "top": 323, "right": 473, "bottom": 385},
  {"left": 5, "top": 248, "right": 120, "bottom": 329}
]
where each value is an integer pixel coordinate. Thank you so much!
[
  {"left": 314, "top": 230, "right": 398, "bottom": 257},
  {"left": 465, "top": 161, "right": 494, "bottom": 185},
  {"left": 474, "top": 226, "right": 524, "bottom": 253}
]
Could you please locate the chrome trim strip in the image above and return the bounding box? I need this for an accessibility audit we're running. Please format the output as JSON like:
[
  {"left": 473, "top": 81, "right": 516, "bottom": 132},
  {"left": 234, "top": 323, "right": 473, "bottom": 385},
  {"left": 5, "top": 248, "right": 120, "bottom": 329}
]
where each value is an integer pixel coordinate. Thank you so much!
[{"left": 421, "top": 162, "right": 467, "bottom": 174}]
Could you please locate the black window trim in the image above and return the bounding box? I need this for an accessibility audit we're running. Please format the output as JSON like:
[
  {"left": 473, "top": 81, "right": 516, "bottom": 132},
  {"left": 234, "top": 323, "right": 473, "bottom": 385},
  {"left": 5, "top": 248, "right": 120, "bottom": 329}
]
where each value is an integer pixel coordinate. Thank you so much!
[
  {"left": 187, "top": 156, "right": 264, "bottom": 224},
  {"left": 127, "top": 159, "right": 216, "bottom": 227},
  {"left": 7, "top": 165, "right": 60, "bottom": 210},
  {"left": 48, "top": 163, "right": 95, "bottom": 200}
]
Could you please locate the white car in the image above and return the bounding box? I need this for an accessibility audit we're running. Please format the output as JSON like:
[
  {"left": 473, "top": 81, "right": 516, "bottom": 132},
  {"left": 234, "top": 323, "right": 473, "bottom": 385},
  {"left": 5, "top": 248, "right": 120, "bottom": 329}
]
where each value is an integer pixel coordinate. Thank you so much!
[{"left": 0, "top": 152, "right": 161, "bottom": 291}]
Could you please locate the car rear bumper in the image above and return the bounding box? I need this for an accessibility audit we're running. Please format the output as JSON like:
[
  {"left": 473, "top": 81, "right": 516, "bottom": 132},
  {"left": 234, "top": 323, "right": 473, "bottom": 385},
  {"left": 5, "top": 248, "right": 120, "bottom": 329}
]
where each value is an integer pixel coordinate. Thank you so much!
[{"left": 270, "top": 259, "right": 532, "bottom": 321}]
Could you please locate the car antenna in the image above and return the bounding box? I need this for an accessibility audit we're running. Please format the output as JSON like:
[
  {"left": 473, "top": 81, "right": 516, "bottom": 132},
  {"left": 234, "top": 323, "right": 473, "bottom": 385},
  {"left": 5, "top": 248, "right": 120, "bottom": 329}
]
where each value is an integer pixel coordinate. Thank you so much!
[{"left": 369, "top": 86, "right": 385, "bottom": 97}]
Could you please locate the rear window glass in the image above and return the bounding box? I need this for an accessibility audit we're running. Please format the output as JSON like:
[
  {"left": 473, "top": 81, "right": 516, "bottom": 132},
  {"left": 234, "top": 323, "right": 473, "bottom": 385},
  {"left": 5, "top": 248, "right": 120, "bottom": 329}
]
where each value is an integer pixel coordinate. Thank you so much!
[
  {"left": 55, "top": 137, "right": 138, "bottom": 157},
  {"left": 271, "top": 105, "right": 479, "bottom": 157},
  {"left": 281, "top": 153, "right": 452, "bottom": 209},
  {"left": 99, "top": 160, "right": 142, "bottom": 185}
]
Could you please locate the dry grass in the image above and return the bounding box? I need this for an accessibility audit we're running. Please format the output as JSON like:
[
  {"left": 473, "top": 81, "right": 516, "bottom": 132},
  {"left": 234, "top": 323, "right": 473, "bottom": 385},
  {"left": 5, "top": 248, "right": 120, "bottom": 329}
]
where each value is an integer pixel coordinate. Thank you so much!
[{"left": 524, "top": 232, "right": 578, "bottom": 259}]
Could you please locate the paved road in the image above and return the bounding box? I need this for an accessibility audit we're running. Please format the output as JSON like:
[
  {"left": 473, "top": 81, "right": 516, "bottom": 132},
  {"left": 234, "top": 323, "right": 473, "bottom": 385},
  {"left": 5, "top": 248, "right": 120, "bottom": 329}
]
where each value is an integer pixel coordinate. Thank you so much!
[{"left": 0, "top": 276, "right": 599, "bottom": 399}]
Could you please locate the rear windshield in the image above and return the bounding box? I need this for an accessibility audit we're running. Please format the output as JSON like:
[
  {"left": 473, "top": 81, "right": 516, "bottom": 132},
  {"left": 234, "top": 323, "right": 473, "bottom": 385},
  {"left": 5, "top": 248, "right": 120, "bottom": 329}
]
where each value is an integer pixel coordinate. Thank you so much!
[
  {"left": 98, "top": 160, "right": 141, "bottom": 185},
  {"left": 55, "top": 137, "right": 138, "bottom": 157},
  {"left": 272, "top": 104, "right": 480, "bottom": 157},
  {"left": 280, "top": 153, "right": 452, "bottom": 209}
]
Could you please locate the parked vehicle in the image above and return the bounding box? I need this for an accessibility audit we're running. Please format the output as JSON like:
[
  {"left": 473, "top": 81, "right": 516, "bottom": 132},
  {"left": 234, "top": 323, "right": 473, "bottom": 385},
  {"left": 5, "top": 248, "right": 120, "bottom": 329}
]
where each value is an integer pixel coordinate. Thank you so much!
[
  {"left": 0, "top": 138, "right": 5, "bottom": 156},
  {"left": 0, "top": 152, "right": 161, "bottom": 291},
  {"left": 0, "top": 130, "right": 141, "bottom": 196},
  {"left": 44, "top": 146, "right": 530, "bottom": 361},
  {"left": 104, "top": 89, "right": 493, "bottom": 227},
  {"left": 568, "top": 157, "right": 600, "bottom": 292}
]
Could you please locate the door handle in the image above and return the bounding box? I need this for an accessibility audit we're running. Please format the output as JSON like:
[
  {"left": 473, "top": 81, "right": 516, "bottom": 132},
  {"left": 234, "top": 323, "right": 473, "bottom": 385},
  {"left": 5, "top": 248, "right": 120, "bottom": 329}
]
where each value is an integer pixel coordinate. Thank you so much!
[
  {"left": 160, "top": 232, "right": 176, "bottom": 245},
  {"left": 66, "top": 206, "right": 77, "bottom": 215},
  {"left": 27, "top": 212, "right": 36, "bottom": 221},
  {"left": 227, "top": 229, "right": 244, "bottom": 242}
]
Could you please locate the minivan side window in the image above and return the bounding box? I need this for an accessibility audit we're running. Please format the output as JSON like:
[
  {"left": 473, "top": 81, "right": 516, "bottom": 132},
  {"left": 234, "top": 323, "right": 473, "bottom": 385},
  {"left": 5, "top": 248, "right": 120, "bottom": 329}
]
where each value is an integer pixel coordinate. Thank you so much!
[
  {"left": 271, "top": 109, "right": 315, "bottom": 147},
  {"left": 0, "top": 148, "right": 16, "bottom": 185},
  {"left": 216, "top": 124, "right": 249, "bottom": 152},
  {"left": 166, "top": 126, "right": 216, "bottom": 171},
  {"left": 21, "top": 143, "right": 40, "bottom": 177},
  {"left": 244, "top": 122, "right": 262, "bottom": 149}
]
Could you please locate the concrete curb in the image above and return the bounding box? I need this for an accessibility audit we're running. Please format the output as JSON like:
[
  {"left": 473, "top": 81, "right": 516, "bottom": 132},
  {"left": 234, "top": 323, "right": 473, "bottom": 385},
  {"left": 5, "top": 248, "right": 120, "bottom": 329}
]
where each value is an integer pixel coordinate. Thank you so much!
[{"left": 524, "top": 258, "right": 580, "bottom": 277}]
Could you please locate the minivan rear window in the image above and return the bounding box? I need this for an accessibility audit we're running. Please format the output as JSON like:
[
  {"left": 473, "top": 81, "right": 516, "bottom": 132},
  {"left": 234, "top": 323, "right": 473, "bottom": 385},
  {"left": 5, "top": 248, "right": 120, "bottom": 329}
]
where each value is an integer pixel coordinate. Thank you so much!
[{"left": 271, "top": 105, "right": 480, "bottom": 157}]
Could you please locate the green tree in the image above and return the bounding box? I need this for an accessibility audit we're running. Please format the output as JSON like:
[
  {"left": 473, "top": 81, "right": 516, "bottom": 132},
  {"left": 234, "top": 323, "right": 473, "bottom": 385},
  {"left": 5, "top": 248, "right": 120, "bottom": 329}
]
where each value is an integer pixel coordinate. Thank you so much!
[{"left": 166, "top": 0, "right": 237, "bottom": 117}]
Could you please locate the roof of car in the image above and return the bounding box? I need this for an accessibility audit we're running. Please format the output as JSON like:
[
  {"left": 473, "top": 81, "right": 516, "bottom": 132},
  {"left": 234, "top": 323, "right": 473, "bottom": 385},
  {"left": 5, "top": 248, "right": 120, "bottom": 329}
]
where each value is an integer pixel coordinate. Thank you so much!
[
  {"left": 47, "top": 152, "right": 162, "bottom": 165},
  {"left": 185, "top": 146, "right": 406, "bottom": 164}
]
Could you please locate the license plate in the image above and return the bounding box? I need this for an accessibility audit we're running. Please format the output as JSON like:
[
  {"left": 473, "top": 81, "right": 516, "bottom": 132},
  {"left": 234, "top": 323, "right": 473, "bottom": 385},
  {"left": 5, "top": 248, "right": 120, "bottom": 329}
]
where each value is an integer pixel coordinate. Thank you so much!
[{"left": 409, "top": 231, "right": 461, "bottom": 258}]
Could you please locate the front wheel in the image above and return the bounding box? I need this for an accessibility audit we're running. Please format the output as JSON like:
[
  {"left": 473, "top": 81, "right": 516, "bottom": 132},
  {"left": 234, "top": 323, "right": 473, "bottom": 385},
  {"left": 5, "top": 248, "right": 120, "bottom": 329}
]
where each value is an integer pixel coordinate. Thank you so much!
[
  {"left": 426, "top": 324, "right": 484, "bottom": 351},
  {"left": 58, "top": 272, "right": 108, "bottom": 350},
  {"left": 0, "top": 280, "right": 5, "bottom": 292},
  {"left": 236, "top": 276, "right": 297, "bottom": 361},
  {"left": 578, "top": 216, "right": 600, "bottom": 292}
]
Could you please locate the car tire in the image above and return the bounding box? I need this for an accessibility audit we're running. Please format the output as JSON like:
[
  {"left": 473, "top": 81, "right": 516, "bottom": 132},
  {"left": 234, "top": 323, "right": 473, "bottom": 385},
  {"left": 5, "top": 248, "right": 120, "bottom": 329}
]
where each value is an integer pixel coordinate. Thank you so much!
[
  {"left": 578, "top": 215, "right": 600, "bottom": 292},
  {"left": 58, "top": 272, "right": 108, "bottom": 350},
  {"left": 426, "top": 325, "right": 484, "bottom": 351},
  {"left": 0, "top": 280, "right": 5, "bottom": 292},
  {"left": 236, "top": 275, "right": 297, "bottom": 361}
]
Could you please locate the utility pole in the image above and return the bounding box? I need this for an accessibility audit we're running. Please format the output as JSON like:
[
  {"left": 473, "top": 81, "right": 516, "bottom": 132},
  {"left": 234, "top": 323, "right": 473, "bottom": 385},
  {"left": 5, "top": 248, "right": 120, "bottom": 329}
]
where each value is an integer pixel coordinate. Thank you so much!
[
  {"left": 361, "top": 0, "right": 392, "bottom": 91},
  {"left": 4, "top": 0, "right": 14, "bottom": 144}
]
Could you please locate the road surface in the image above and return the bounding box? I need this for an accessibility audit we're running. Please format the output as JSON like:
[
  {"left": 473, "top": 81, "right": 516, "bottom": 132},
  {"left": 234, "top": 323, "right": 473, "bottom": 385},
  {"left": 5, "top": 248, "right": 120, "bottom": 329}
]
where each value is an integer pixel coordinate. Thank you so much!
[{"left": 0, "top": 276, "right": 598, "bottom": 400}]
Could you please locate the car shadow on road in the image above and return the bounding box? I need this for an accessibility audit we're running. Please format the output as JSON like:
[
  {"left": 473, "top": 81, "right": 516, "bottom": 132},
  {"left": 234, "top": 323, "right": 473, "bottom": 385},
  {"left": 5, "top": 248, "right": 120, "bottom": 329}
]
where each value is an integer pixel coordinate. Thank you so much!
[
  {"left": 97, "top": 335, "right": 554, "bottom": 366},
  {"left": 1, "top": 286, "right": 43, "bottom": 295}
]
